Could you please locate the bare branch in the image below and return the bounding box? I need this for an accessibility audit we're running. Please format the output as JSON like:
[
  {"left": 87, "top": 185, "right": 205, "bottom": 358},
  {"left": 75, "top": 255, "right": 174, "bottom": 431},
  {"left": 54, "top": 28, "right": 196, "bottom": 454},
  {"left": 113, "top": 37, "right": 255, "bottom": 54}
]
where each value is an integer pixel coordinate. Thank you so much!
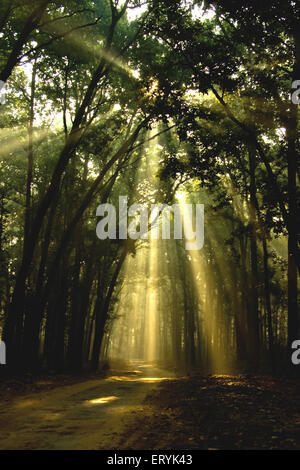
[
  {"left": 39, "top": 8, "right": 96, "bottom": 29},
  {"left": 21, "top": 17, "right": 103, "bottom": 59}
]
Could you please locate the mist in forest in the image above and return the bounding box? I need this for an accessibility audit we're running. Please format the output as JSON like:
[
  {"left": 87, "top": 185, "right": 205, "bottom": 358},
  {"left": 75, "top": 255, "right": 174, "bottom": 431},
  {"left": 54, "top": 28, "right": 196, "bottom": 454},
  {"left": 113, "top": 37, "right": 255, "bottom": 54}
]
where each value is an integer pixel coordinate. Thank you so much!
[{"left": 103, "top": 136, "right": 233, "bottom": 373}]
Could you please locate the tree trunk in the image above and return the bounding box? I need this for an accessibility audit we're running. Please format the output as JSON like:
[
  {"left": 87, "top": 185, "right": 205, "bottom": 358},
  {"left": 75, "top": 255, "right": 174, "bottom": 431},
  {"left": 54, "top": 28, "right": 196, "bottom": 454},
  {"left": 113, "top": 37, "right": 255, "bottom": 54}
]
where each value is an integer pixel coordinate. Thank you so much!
[
  {"left": 0, "top": 1, "right": 49, "bottom": 83},
  {"left": 287, "top": 28, "right": 300, "bottom": 361},
  {"left": 91, "top": 247, "right": 127, "bottom": 371},
  {"left": 247, "top": 144, "right": 260, "bottom": 371}
]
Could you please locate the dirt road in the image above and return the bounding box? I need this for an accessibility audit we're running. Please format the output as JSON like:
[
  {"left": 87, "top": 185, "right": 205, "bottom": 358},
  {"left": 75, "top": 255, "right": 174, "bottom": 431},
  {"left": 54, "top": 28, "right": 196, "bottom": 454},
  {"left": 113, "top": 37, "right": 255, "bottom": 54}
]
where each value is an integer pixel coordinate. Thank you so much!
[
  {"left": 0, "top": 362, "right": 174, "bottom": 450},
  {"left": 1, "top": 365, "right": 299, "bottom": 450}
]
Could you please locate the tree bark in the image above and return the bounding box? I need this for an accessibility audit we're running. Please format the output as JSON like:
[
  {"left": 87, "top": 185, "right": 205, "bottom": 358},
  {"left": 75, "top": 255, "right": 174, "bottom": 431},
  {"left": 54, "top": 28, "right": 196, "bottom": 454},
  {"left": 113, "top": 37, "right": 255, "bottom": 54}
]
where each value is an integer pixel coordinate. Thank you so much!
[
  {"left": 287, "top": 28, "right": 299, "bottom": 358},
  {"left": 91, "top": 247, "right": 128, "bottom": 371},
  {"left": 247, "top": 144, "right": 260, "bottom": 371}
]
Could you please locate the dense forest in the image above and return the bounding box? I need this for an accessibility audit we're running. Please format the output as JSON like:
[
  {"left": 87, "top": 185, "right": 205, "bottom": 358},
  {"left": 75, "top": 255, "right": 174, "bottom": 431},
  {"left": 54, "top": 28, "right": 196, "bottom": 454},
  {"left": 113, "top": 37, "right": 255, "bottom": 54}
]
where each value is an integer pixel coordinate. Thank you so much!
[{"left": 0, "top": 0, "right": 299, "bottom": 382}]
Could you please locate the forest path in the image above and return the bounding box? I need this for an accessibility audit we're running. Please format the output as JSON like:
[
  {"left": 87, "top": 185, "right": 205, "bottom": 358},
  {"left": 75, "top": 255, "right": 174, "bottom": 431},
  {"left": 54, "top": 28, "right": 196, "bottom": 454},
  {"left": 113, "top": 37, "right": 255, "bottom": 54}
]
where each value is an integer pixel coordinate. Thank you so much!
[{"left": 0, "top": 361, "right": 175, "bottom": 450}]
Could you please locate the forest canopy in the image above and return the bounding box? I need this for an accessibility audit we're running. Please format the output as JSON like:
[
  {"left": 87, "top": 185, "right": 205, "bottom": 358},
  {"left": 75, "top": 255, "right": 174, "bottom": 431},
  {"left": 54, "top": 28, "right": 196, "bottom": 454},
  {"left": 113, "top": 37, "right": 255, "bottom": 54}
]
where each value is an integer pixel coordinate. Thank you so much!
[{"left": 0, "top": 0, "right": 299, "bottom": 376}]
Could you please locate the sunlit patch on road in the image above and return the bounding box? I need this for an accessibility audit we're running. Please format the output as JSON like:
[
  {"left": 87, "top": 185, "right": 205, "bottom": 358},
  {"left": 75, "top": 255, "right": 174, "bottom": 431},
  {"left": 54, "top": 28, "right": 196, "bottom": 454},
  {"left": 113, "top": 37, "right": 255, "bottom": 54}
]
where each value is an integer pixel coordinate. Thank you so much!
[
  {"left": 85, "top": 396, "right": 119, "bottom": 406},
  {"left": 108, "top": 376, "right": 171, "bottom": 383}
]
